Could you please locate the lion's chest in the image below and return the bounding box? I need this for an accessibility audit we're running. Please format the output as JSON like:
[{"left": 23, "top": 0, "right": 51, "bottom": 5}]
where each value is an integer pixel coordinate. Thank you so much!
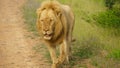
[{"left": 44, "top": 33, "right": 64, "bottom": 47}]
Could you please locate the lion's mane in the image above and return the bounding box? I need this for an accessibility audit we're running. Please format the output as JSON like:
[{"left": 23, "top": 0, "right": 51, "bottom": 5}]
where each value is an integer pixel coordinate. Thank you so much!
[{"left": 36, "top": 1, "right": 67, "bottom": 42}]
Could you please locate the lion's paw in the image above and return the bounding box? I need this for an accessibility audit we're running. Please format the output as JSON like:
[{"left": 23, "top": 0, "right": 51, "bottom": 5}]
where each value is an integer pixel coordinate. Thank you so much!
[{"left": 52, "top": 62, "right": 63, "bottom": 68}]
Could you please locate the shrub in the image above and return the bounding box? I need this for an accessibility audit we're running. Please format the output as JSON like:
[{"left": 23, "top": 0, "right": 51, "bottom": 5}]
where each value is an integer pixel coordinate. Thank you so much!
[
  {"left": 94, "top": 9, "right": 120, "bottom": 28},
  {"left": 105, "top": 0, "right": 115, "bottom": 9}
]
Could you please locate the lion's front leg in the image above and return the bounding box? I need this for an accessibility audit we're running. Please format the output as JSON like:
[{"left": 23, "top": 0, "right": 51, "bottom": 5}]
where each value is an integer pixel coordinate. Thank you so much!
[
  {"left": 59, "top": 39, "right": 70, "bottom": 65},
  {"left": 47, "top": 46, "right": 58, "bottom": 68},
  {"left": 58, "top": 43, "right": 66, "bottom": 63}
]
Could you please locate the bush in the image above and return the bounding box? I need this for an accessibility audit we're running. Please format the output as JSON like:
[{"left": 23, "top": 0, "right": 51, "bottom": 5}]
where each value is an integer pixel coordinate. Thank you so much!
[
  {"left": 94, "top": 9, "right": 120, "bottom": 28},
  {"left": 105, "top": 0, "right": 115, "bottom": 9}
]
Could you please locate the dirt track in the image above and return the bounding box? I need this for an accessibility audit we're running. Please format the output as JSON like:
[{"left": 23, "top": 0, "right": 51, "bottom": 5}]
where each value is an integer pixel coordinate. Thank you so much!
[{"left": 0, "top": 0, "right": 50, "bottom": 68}]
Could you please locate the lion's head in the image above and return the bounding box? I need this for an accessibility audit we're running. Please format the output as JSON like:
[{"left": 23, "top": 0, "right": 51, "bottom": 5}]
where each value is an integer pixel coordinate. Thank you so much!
[{"left": 36, "top": 1, "right": 65, "bottom": 41}]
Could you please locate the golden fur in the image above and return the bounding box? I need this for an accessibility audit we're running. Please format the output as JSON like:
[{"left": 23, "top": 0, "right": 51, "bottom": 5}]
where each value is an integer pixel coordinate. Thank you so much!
[{"left": 36, "top": 1, "right": 74, "bottom": 68}]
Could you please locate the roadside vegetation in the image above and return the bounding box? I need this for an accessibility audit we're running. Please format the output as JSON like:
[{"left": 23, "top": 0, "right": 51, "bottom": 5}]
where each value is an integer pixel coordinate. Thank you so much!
[{"left": 23, "top": 0, "right": 120, "bottom": 68}]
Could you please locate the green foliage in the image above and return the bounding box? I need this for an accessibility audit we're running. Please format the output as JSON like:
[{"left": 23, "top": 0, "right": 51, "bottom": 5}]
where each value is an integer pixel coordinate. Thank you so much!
[
  {"left": 94, "top": 9, "right": 120, "bottom": 28},
  {"left": 105, "top": 0, "right": 115, "bottom": 9},
  {"left": 108, "top": 50, "right": 120, "bottom": 60}
]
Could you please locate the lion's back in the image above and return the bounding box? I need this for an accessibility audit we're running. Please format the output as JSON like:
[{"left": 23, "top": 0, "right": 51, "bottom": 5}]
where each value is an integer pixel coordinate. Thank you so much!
[{"left": 61, "top": 5, "right": 75, "bottom": 39}]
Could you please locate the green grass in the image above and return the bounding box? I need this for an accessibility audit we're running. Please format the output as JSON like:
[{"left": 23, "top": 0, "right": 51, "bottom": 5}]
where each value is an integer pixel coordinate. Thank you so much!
[
  {"left": 22, "top": 0, "right": 40, "bottom": 36},
  {"left": 108, "top": 49, "right": 120, "bottom": 60},
  {"left": 23, "top": 0, "right": 120, "bottom": 68}
]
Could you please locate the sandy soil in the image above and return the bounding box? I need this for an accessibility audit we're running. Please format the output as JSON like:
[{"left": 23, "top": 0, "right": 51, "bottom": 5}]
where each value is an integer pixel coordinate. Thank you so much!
[{"left": 0, "top": 0, "right": 50, "bottom": 68}]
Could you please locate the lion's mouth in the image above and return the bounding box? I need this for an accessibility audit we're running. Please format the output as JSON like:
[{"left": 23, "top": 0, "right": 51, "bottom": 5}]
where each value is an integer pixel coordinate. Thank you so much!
[{"left": 43, "top": 34, "right": 52, "bottom": 40}]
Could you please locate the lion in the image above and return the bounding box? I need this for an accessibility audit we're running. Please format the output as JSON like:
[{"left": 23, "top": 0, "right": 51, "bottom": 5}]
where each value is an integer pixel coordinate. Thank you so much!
[{"left": 36, "top": 0, "right": 75, "bottom": 68}]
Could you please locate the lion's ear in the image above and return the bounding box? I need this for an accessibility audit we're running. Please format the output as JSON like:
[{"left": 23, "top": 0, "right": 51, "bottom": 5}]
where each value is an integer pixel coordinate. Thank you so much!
[
  {"left": 36, "top": 7, "right": 46, "bottom": 18},
  {"left": 53, "top": 7, "right": 62, "bottom": 18},
  {"left": 58, "top": 12, "right": 63, "bottom": 19},
  {"left": 55, "top": 11, "right": 62, "bottom": 18},
  {"left": 56, "top": 10, "right": 62, "bottom": 17}
]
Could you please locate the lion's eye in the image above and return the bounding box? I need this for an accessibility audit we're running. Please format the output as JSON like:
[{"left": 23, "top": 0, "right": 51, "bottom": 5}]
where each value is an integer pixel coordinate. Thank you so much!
[
  {"left": 40, "top": 19, "right": 44, "bottom": 22},
  {"left": 50, "top": 18, "right": 54, "bottom": 22},
  {"left": 40, "top": 20, "right": 44, "bottom": 24},
  {"left": 50, "top": 19, "right": 52, "bottom": 22}
]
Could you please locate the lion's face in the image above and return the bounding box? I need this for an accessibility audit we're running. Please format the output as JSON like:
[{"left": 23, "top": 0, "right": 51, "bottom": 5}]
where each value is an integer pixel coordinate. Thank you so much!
[{"left": 38, "top": 9, "right": 57, "bottom": 40}]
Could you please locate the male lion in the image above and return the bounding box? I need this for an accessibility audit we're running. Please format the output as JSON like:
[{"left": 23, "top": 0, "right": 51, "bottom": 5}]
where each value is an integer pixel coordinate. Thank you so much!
[{"left": 36, "top": 0, "right": 75, "bottom": 68}]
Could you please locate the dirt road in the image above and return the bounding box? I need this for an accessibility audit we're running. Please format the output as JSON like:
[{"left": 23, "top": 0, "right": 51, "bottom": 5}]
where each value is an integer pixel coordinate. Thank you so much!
[{"left": 0, "top": 0, "right": 50, "bottom": 68}]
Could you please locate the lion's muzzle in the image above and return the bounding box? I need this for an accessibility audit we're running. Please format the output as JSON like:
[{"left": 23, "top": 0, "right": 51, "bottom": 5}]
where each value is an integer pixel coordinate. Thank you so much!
[{"left": 43, "top": 30, "right": 53, "bottom": 40}]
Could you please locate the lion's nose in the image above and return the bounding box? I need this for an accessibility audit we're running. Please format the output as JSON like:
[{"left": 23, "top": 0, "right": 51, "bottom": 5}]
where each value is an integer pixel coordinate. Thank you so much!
[{"left": 43, "top": 29, "right": 49, "bottom": 32}]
